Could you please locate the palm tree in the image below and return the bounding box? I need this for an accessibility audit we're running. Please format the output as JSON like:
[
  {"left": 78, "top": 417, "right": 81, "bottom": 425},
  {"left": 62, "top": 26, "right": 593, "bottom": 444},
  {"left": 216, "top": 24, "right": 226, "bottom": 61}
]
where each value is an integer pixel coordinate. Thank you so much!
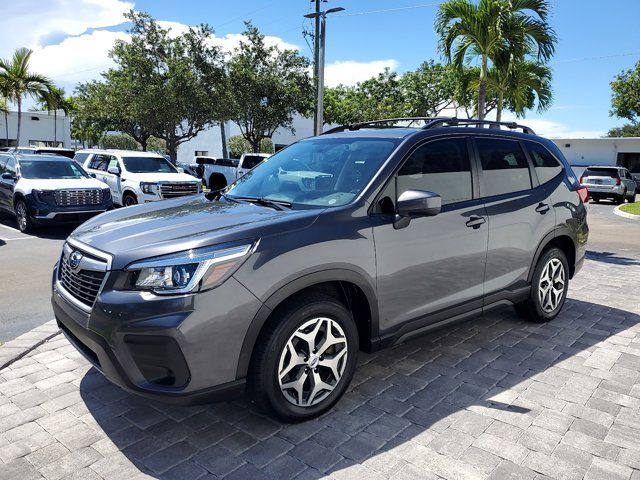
[
  {"left": 494, "top": 58, "right": 553, "bottom": 121},
  {"left": 38, "top": 85, "right": 72, "bottom": 145},
  {"left": 435, "top": 0, "right": 556, "bottom": 120},
  {"left": 0, "top": 48, "right": 52, "bottom": 146},
  {"left": 0, "top": 96, "right": 7, "bottom": 147}
]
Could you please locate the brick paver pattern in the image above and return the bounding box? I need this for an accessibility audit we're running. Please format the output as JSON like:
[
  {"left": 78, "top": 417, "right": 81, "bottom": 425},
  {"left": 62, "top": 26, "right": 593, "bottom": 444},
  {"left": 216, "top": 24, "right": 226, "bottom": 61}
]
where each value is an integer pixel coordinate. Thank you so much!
[{"left": 1, "top": 254, "right": 640, "bottom": 480}]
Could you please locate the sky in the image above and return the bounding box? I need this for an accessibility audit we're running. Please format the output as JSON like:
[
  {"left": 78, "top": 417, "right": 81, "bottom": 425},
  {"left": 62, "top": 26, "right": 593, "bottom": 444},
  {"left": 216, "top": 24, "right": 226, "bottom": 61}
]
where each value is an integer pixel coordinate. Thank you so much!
[{"left": 1, "top": 0, "right": 639, "bottom": 138}]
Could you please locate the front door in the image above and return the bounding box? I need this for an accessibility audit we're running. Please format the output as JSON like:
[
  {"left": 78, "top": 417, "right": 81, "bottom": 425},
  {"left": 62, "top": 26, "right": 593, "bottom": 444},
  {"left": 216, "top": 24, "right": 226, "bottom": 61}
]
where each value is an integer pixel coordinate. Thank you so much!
[
  {"left": 0, "top": 157, "right": 17, "bottom": 211},
  {"left": 103, "top": 156, "right": 123, "bottom": 204},
  {"left": 372, "top": 137, "right": 488, "bottom": 334}
]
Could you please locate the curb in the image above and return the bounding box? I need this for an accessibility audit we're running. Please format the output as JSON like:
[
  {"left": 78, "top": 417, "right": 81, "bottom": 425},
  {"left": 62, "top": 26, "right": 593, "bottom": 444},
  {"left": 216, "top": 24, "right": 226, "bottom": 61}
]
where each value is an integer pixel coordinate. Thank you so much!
[
  {"left": 614, "top": 205, "right": 640, "bottom": 221},
  {"left": 0, "top": 320, "right": 61, "bottom": 370}
]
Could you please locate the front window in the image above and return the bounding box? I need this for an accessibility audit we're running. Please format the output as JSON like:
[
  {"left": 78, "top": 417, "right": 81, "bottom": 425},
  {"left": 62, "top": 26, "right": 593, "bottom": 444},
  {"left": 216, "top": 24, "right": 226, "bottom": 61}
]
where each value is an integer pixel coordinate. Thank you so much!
[
  {"left": 122, "top": 156, "right": 177, "bottom": 173},
  {"left": 19, "top": 160, "right": 88, "bottom": 179},
  {"left": 226, "top": 137, "right": 400, "bottom": 207}
]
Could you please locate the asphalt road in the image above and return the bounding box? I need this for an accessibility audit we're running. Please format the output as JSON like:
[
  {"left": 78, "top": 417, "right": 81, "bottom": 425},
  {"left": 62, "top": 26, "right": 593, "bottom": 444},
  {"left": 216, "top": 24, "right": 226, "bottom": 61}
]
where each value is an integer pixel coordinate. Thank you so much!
[{"left": 0, "top": 195, "right": 639, "bottom": 343}]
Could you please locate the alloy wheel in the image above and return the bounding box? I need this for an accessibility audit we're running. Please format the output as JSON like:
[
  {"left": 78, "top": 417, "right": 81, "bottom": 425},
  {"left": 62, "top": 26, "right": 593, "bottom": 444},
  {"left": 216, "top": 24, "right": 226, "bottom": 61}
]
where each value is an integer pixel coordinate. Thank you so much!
[
  {"left": 16, "top": 202, "right": 27, "bottom": 231},
  {"left": 278, "top": 317, "right": 348, "bottom": 407},
  {"left": 538, "top": 258, "right": 565, "bottom": 312}
]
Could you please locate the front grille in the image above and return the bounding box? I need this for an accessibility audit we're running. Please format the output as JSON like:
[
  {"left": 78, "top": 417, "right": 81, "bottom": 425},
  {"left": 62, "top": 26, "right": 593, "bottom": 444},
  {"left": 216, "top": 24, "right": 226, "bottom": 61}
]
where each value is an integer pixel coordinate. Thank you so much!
[
  {"left": 54, "top": 189, "right": 103, "bottom": 206},
  {"left": 58, "top": 245, "right": 107, "bottom": 308},
  {"left": 160, "top": 183, "right": 199, "bottom": 199}
]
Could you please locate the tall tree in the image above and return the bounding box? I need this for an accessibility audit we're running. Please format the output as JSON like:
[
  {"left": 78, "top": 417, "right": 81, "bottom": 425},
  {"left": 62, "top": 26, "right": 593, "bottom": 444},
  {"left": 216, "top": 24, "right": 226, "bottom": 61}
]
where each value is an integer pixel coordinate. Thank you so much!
[
  {"left": 400, "top": 61, "right": 459, "bottom": 117},
  {"left": 435, "top": 0, "right": 556, "bottom": 120},
  {"left": 610, "top": 61, "right": 640, "bottom": 124},
  {"left": 0, "top": 48, "right": 52, "bottom": 145},
  {"left": 227, "top": 23, "right": 313, "bottom": 152},
  {"left": 0, "top": 77, "right": 9, "bottom": 145},
  {"left": 38, "top": 85, "right": 73, "bottom": 145}
]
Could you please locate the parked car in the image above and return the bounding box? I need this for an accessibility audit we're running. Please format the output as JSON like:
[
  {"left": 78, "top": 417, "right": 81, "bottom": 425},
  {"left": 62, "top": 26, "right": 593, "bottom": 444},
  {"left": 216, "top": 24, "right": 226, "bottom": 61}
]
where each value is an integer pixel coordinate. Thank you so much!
[
  {"left": 580, "top": 166, "right": 636, "bottom": 204},
  {"left": 14, "top": 147, "right": 76, "bottom": 159},
  {"left": 176, "top": 159, "right": 204, "bottom": 180},
  {"left": 0, "top": 153, "right": 112, "bottom": 233},
  {"left": 75, "top": 149, "right": 202, "bottom": 207},
  {"left": 198, "top": 153, "right": 271, "bottom": 191},
  {"left": 52, "top": 118, "right": 588, "bottom": 422}
]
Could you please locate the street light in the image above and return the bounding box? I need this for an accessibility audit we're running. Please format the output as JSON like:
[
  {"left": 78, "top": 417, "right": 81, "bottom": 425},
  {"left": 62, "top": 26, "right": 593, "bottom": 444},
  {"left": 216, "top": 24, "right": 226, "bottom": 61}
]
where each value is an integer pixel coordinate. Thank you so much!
[{"left": 305, "top": 6, "right": 344, "bottom": 135}]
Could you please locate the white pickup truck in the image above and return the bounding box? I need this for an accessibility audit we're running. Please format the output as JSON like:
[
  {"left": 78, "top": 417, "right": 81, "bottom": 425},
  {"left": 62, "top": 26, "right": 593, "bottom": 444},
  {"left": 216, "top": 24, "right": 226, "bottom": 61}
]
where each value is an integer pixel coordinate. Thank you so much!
[{"left": 196, "top": 153, "right": 271, "bottom": 191}]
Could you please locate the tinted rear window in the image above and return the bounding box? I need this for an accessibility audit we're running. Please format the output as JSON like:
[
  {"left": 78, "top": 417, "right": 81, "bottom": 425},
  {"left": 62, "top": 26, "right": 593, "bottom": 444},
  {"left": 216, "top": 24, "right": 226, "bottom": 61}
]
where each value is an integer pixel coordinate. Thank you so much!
[
  {"left": 583, "top": 168, "right": 619, "bottom": 178},
  {"left": 477, "top": 138, "right": 532, "bottom": 196}
]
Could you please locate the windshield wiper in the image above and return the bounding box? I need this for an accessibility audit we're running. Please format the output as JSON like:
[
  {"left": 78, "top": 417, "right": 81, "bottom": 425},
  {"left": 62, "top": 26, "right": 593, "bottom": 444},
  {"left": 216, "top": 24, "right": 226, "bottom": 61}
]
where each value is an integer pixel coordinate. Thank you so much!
[{"left": 231, "top": 196, "right": 292, "bottom": 211}]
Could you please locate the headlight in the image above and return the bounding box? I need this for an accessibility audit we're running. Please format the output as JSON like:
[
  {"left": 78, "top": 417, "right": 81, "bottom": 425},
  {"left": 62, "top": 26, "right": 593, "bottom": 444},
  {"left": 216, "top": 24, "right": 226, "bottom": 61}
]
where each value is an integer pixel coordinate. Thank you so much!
[
  {"left": 125, "top": 241, "right": 256, "bottom": 294},
  {"left": 102, "top": 188, "right": 111, "bottom": 200},
  {"left": 140, "top": 182, "right": 158, "bottom": 195},
  {"left": 33, "top": 189, "right": 54, "bottom": 202}
]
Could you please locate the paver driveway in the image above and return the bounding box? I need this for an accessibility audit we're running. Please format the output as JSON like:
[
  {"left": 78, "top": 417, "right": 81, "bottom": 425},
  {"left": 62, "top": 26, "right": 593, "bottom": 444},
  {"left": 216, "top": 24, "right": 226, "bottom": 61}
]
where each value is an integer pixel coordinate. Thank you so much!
[{"left": 1, "top": 252, "right": 640, "bottom": 480}]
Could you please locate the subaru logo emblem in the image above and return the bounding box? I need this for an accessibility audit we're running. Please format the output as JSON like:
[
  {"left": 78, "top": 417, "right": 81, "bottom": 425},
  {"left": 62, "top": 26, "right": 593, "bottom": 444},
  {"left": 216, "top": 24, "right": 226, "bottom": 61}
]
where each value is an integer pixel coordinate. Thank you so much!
[{"left": 69, "top": 251, "right": 83, "bottom": 270}]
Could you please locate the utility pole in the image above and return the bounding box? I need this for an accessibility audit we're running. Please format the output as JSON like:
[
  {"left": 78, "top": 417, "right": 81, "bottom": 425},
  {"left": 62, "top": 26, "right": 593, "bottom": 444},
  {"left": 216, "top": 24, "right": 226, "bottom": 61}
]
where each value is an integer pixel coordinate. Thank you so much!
[
  {"left": 305, "top": 5, "right": 344, "bottom": 135},
  {"left": 312, "top": 0, "right": 321, "bottom": 134}
]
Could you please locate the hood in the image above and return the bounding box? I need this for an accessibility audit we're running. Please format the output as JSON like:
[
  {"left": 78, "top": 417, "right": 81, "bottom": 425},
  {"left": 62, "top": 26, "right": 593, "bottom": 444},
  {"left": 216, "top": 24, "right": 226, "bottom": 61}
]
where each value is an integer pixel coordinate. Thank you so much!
[
  {"left": 124, "top": 172, "right": 199, "bottom": 182},
  {"left": 70, "top": 195, "right": 320, "bottom": 269},
  {"left": 20, "top": 177, "right": 108, "bottom": 191}
]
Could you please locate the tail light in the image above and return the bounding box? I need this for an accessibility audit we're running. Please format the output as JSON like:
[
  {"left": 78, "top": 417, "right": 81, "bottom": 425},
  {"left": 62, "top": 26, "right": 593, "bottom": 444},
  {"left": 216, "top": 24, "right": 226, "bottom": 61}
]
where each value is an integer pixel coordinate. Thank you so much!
[
  {"left": 576, "top": 185, "right": 589, "bottom": 203},
  {"left": 615, "top": 177, "right": 621, "bottom": 185}
]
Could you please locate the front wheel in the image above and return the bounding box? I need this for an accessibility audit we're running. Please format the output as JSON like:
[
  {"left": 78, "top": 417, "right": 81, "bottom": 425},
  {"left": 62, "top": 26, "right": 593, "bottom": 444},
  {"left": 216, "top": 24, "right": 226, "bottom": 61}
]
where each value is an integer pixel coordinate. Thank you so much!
[
  {"left": 515, "top": 247, "right": 569, "bottom": 323},
  {"left": 248, "top": 294, "right": 358, "bottom": 422},
  {"left": 15, "top": 200, "right": 34, "bottom": 233},
  {"left": 122, "top": 193, "right": 138, "bottom": 207}
]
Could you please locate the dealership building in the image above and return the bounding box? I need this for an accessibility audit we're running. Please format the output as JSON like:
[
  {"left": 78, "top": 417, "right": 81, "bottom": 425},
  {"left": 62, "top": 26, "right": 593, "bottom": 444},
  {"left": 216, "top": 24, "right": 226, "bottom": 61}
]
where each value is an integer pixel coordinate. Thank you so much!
[
  {"left": 0, "top": 110, "right": 72, "bottom": 148},
  {"left": 550, "top": 137, "right": 640, "bottom": 178}
]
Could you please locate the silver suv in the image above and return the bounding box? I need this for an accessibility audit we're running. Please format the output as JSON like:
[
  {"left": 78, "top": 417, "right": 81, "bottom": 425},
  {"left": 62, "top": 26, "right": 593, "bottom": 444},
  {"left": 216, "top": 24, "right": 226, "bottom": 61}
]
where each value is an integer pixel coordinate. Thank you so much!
[{"left": 580, "top": 166, "right": 636, "bottom": 204}]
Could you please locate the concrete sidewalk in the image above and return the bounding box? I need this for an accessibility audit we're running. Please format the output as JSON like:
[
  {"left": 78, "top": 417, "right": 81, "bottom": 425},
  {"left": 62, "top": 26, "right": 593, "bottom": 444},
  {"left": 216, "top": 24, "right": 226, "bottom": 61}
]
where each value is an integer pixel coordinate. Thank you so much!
[{"left": 1, "top": 253, "right": 640, "bottom": 480}]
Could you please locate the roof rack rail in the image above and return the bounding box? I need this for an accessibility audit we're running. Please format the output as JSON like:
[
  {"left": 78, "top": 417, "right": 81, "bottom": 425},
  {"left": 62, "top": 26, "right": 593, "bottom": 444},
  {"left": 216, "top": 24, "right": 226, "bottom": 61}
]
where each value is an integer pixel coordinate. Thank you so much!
[
  {"left": 423, "top": 117, "right": 535, "bottom": 134},
  {"left": 321, "top": 117, "right": 439, "bottom": 135}
]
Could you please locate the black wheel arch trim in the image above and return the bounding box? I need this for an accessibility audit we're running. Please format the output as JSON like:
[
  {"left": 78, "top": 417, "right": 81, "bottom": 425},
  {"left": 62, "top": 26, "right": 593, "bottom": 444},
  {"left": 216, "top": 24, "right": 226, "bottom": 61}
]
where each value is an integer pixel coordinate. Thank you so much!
[
  {"left": 235, "top": 267, "right": 379, "bottom": 380},
  {"left": 527, "top": 225, "right": 577, "bottom": 283}
]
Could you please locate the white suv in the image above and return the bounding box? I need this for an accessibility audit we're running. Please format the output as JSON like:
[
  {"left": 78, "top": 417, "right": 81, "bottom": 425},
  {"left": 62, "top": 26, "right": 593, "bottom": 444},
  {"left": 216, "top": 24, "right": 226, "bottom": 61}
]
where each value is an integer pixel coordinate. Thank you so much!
[{"left": 76, "top": 150, "right": 201, "bottom": 206}]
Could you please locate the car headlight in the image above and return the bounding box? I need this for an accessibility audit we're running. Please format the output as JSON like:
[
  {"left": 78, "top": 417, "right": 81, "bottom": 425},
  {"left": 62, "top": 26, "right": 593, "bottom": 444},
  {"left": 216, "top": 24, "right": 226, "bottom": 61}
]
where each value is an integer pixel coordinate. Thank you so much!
[
  {"left": 140, "top": 182, "right": 158, "bottom": 195},
  {"left": 125, "top": 241, "right": 256, "bottom": 294},
  {"left": 33, "top": 189, "right": 54, "bottom": 202}
]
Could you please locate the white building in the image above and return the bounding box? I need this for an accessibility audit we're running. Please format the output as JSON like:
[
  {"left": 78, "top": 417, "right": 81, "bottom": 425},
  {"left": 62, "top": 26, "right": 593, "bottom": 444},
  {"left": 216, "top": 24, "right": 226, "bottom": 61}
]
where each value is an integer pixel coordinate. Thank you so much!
[
  {"left": 177, "top": 116, "right": 640, "bottom": 179},
  {"left": 0, "top": 110, "right": 72, "bottom": 148}
]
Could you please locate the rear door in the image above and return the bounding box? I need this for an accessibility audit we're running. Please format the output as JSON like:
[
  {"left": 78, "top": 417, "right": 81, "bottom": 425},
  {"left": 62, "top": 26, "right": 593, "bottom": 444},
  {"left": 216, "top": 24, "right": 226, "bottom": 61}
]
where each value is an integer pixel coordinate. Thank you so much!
[
  {"left": 103, "top": 156, "right": 123, "bottom": 204},
  {"left": 0, "top": 155, "right": 9, "bottom": 210},
  {"left": 475, "top": 136, "right": 556, "bottom": 303},
  {"left": 0, "top": 157, "right": 18, "bottom": 211}
]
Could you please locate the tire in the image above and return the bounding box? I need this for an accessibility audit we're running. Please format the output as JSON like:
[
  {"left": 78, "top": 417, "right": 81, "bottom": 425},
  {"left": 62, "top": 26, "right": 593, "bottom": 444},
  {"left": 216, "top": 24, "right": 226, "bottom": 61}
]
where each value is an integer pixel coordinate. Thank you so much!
[
  {"left": 615, "top": 191, "right": 625, "bottom": 205},
  {"left": 592, "top": 196, "right": 600, "bottom": 203},
  {"left": 515, "top": 247, "right": 569, "bottom": 323},
  {"left": 627, "top": 191, "right": 636, "bottom": 203},
  {"left": 248, "top": 293, "right": 359, "bottom": 422},
  {"left": 14, "top": 199, "right": 34, "bottom": 233},
  {"left": 122, "top": 192, "right": 138, "bottom": 207}
]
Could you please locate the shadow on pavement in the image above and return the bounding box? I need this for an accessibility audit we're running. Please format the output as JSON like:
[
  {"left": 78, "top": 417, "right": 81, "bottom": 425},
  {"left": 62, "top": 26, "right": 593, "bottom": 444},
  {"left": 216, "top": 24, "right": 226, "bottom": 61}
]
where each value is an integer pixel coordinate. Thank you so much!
[
  {"left": 586, "top": 250, "right": 640, "bottom": 266},
  {"left": 0, "top": 213, "right": 76, "bottom": 240},
  {"left": 79, "top": 298, "right": 640, "bottom": 479}
]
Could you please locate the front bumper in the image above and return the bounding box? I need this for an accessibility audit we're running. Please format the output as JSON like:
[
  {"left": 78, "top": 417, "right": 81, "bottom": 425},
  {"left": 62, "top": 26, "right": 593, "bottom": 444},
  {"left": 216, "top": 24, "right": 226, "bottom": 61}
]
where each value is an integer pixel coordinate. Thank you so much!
[
  {"left": 26, "top": 193, "right": 112, "bottom": 224},
  {"left": 51, "top": 255, "right": 263, "bottom": 405}
]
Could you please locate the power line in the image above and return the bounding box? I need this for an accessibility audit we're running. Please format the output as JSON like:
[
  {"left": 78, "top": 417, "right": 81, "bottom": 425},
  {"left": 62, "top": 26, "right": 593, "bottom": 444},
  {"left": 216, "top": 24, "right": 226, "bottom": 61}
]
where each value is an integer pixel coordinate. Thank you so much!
[
  {"left": 335, "top": 2, "right": 440, "bottom": 17},
  {"left": 550, "top": 51, "right": 640, "bottom": 65}
]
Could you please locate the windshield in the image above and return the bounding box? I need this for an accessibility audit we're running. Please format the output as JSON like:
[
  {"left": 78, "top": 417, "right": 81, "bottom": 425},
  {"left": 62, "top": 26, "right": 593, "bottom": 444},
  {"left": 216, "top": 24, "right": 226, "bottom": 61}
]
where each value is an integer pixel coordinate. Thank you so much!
[
  {"left": 19, "top": 160, "right": 88, "bottom": 179},
  {"left": 122, "top": 156, "right": 177, "bottom": 173},
  {"left": 226, "top": 137, "right": 399, "bottom": 207}
]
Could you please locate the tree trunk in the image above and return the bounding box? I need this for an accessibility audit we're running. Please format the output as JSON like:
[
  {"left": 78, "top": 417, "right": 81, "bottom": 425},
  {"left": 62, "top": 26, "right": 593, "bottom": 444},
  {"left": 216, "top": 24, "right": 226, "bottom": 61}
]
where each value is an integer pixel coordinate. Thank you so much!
[
  {"left": 16, "top": 98, "right": 22, "bottom": 146},
  {"left": 496, "top": 92, "right": 504, "bottom": 123},
  {"left": 220, "top": 122, "right": 228, "bottom": 158},
  {"left": 478, "top": 55, "right": 488, "bottom": 121},
  {"left": 251, "top": 138, "right": 260, "bottom": 153},
  {"left": 54, "top": 109, "right": 57, "bottom": 145},
  {"left": 166, "top": 137, "right": 178, "bottom": 163},
  {"left": 139, "top": 137, "right": 148, "bottom": 151},
  {"left": 3, "top": 109, "right": 8, "bottom": 147}
]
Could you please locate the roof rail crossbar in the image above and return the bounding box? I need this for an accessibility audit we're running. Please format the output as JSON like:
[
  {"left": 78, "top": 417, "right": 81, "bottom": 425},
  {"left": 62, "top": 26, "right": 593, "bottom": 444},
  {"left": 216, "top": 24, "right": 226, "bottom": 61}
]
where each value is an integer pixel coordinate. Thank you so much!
[
  {"left": 321, "top": 117, "right": 439, "bottom": 135},
  {"left": 423, "top": 117, "right": 535, "bottom": 135}
]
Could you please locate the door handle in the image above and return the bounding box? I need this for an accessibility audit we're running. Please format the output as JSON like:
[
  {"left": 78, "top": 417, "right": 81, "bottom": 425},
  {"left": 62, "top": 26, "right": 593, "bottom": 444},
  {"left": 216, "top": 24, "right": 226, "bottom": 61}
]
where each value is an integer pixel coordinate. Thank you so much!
[
  {"left": 535, "top": 202, "right": 550, "bottom": 214},
  {"left": 465, "top": 216, "right": 486, "bottom": 229}
]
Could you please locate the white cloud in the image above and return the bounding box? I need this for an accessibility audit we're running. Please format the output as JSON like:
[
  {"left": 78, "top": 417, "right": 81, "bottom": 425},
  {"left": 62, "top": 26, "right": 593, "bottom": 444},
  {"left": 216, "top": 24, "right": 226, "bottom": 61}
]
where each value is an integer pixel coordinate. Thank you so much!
[
  {"left": 500, "top": 114, "right": 604, "bottom": 139},
  {"left": 324, "top": 59, "right": 400, "bottom": 87},
  {"left": 210, "top": 32, "right": 300, "bottom": 54},
  {"left": 0, "top": 0, "right": 132, "bottom": 58}
]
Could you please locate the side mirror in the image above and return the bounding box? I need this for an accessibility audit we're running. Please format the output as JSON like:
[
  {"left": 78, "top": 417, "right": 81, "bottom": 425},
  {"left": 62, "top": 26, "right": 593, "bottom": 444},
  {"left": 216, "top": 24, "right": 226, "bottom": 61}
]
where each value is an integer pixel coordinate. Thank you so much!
[
  {"left": 107, "top": 166, "right": 120, "bottom": 176},
  {"left": 1, "top": 172, "right": 15, "bottom": 180},
  {"left": 394, "top": 190, "right": 441, "bottom": 229}
]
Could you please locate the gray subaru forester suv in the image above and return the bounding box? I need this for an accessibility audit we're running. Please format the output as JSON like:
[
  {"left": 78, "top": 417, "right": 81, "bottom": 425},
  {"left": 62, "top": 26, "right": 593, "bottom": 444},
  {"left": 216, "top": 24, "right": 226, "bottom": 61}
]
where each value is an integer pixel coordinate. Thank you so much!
[{"left": 52, "top": 118, "right": 589, "bottom": 421}]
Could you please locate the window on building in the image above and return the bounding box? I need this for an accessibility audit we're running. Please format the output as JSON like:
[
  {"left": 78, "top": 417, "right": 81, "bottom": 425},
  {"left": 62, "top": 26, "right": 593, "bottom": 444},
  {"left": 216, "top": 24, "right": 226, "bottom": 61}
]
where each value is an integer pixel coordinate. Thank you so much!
[
  {"left": 195, "top": 150, "right": 208, "bottom": 156},
  {"left": 396, "top": 137, "right": 473, "bottom": 205},
  {"left": 477, "top": 138, "right": 532, "bottom": 197},
  {"left": 525, "top": 141, "right": 563, "bottom": 184}
]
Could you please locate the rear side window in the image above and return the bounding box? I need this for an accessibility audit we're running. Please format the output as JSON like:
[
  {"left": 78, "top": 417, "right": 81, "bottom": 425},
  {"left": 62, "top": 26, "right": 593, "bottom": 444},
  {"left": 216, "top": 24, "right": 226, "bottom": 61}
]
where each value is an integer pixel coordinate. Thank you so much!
[
  {"left": 74, "top": 152, "right": 90, "bottom": 165},
  {"left": 526, "top": 141, "right": 562, "bottom": 184},
  {"left": 477, "top": 138, "right": 531, "bottom": 197},
  {"left": 88, "top": 155, "right": 109, "bottom": 171},
  {"left": 397, "top": 137, "right": 473, "bottom": 205}
]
